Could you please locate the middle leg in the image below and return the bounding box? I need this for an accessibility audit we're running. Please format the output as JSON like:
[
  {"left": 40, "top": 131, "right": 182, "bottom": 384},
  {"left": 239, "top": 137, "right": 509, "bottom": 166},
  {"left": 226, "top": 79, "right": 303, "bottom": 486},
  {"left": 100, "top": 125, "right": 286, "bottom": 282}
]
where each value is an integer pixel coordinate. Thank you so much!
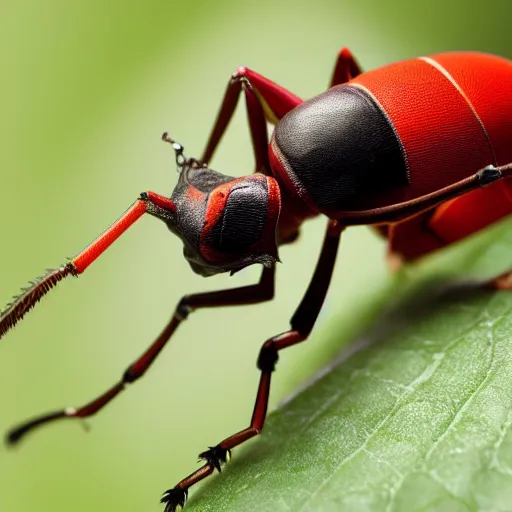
[{"left": 161, "top": 219, "right": 344, "bottom": 511}]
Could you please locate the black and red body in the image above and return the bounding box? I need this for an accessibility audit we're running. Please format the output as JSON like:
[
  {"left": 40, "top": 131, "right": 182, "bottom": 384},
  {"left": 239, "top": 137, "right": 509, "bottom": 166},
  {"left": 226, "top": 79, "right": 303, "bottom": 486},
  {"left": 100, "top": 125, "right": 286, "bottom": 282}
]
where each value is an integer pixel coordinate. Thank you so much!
[
  {"left": 268, "top": 52, "right": 512, "bottom": 261},
  {"left": 2, "top": 48, "right": 512, "bottom": 512}
]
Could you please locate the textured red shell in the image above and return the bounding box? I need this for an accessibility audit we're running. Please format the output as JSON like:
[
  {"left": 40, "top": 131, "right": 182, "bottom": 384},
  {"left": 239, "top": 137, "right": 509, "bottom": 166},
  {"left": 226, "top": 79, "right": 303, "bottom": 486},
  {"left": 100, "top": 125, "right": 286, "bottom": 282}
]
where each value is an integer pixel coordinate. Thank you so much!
[
  {"left": 352, "top": 52, "right": 512, "bottom": 254},
  {"left": 352, "top": 53, "right": 512, "bottom": 201}
]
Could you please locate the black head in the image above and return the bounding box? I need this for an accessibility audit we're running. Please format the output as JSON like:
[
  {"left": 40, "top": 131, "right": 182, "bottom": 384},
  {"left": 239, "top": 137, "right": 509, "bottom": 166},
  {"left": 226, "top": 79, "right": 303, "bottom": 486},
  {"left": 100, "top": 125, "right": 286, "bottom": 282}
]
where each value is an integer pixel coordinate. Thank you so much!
[{"left": 158, "top": 137, "right": 281, "bottom": 276}]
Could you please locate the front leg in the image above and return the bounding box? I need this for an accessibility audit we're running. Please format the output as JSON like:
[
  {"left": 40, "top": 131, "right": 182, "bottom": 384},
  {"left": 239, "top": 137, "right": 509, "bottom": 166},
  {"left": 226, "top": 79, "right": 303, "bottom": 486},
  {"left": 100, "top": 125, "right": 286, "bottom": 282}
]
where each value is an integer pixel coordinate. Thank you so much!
[
  {"left": 161, "top": 220, "right": 344, "bottom": 511},
  {"left": 200, "top": 67, "right": 303, "bottom": 174},
  {"left": 6, "top": 265, "right": 275, "bottom": 445},
  {"left": 199, "top": 46, "right": 362, "bottom": 175}
]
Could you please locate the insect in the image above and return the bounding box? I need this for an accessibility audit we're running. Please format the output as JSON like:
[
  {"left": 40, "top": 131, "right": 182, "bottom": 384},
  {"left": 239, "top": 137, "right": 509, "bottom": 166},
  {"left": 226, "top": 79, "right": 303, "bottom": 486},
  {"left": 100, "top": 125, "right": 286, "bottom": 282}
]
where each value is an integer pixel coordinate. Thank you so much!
[{"left": 2, "top": 47, "right": 512, "bottom": 511}]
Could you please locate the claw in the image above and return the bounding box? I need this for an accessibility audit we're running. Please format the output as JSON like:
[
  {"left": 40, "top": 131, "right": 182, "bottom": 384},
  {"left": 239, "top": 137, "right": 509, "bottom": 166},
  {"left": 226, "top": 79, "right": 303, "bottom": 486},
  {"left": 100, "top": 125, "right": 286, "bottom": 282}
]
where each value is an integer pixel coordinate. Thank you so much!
[
  {"left": 160, "top": 487, "right": 188, "bottom": 512},
  {"left": 198, "top": 445, "right": 231, "bottom": 473}
]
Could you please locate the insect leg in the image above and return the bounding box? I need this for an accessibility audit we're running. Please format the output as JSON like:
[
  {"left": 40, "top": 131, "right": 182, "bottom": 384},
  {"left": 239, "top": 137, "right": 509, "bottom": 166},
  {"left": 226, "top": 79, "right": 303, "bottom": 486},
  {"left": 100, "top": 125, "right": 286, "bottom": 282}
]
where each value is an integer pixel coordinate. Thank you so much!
[
  {"left": 0, "top": 192, "right": 174, "bottom": 341},
  {"left": 161, "top": 220, "right": 343, "bottom": 512},
  {"left": 484, "top": 270, "right": 512, "bottom": 290},
  {"left": 340, "top": 163, "right": 512, "bottom": 225},
  {"left": 330, "top": 47, "right": 363, "bottom": 87},
  {"left": 383, "top": 213, "right": 446, "bottom": 269},
  {"left": 373, "top": 162, "right": 512, "bottom": 268},
  {"left": 200, "top": 68, "right": 303, "bottom": 170},
  {"left": 6, "top": 264, "right": 275, "bottom": 445}
]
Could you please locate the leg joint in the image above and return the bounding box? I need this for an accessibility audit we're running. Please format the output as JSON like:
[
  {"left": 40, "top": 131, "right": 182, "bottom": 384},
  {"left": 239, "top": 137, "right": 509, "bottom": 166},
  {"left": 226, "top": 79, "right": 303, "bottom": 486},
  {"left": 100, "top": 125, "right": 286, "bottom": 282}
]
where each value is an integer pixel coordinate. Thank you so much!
[
  {"left": 289, "top": 317, "right": 313, "bottom": 338},
  {"left": 232, "top": 66, "right": 248, "bottom": 80},
  {"left": 175, "top": 298, "right": 193, "bottom": 321},
  {"left": 478, "top": 165, "right": 501, "bottom": 187},
  {"left": 257, "top": 340, "right": 279, "bottom": 372},
  {"left": 122, "top": 366, "right": 140, "bottom": 384},
  {"left": 230, "top": 68, "right": 254, "bottom": 91}
]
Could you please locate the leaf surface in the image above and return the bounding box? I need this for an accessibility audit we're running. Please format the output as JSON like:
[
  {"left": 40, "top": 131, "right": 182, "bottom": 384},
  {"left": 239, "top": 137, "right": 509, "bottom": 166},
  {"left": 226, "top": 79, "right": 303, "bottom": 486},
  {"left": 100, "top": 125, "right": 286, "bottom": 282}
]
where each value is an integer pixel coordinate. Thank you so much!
[{"left": 187, "top": 220, "right": 512, "bottom": 512}]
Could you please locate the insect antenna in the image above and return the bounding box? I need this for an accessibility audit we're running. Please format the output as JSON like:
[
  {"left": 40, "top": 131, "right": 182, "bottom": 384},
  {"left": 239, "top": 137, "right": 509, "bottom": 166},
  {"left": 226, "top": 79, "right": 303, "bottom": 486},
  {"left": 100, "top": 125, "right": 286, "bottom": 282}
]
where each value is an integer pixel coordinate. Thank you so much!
[
  {"left": 0, "top": 264, "right": 77, "bottom": 340},
  {"left": 162, "top": 132, "right": 204, "bottom": 171}
]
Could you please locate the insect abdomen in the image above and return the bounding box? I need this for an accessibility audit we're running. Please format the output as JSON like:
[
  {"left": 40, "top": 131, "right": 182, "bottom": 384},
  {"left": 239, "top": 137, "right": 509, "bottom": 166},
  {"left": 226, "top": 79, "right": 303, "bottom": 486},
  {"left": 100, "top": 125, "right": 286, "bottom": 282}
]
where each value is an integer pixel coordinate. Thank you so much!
[
  {"left": 353, "top": 53, "right": 512, "bottom": 201},
  {"left": 271, "top": 52, "right": 512, "bottom": 218}
]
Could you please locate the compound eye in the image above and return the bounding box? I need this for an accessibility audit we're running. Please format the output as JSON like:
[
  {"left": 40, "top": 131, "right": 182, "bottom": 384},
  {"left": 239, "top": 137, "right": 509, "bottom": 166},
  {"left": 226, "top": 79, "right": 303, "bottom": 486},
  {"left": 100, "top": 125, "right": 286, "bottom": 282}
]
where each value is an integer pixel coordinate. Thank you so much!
[
  {"left": 198, "top": 175, "right": 281, "bottom": 270},
  {"left": 212, "top": 185, "right": 267, "bottom": 254}
]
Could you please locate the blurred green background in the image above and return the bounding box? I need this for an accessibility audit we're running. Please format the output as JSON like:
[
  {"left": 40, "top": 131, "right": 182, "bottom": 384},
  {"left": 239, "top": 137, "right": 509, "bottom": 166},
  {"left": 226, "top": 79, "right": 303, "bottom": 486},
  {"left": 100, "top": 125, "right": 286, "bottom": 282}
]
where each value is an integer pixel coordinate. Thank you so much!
[{"left": 0, "top": 1, "right": 511, "bottom": 511}]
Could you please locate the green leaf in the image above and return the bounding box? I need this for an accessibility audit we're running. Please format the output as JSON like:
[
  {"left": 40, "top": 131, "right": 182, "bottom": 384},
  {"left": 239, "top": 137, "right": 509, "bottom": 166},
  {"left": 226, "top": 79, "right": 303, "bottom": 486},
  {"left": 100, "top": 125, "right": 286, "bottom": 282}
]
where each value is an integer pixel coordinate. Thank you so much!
[{"left": 186, "top": 219, "right": 512, "bottom": 512}]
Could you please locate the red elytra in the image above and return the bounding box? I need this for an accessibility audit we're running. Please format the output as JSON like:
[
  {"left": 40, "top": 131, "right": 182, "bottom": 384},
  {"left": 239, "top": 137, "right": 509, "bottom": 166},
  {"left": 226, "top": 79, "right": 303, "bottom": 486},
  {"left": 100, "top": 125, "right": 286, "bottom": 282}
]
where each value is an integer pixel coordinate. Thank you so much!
[
  {"left": 349, "top": 52, "right": 512, "bottom": 260},
  {"left": 1, "top": 48, "right": 512, "bottom": 511}
]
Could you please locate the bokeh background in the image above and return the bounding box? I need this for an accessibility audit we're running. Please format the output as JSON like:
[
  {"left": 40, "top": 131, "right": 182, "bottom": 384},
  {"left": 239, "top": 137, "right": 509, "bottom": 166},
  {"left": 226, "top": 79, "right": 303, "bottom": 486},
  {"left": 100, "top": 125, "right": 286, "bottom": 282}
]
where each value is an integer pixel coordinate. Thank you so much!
[{"left": 1, "top": 1, "right": 511, "bottom": 511}]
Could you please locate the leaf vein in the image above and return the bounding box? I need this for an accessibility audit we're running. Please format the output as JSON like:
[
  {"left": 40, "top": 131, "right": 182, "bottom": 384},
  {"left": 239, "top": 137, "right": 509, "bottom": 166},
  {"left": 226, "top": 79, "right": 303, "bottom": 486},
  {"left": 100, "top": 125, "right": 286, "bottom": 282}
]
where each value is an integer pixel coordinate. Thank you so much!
[
  {"left": 424, "top": 320, "right": 498, "bottom": 465},
  {"left": 295, "top": 313, "right": 490, "bottom": 511}
]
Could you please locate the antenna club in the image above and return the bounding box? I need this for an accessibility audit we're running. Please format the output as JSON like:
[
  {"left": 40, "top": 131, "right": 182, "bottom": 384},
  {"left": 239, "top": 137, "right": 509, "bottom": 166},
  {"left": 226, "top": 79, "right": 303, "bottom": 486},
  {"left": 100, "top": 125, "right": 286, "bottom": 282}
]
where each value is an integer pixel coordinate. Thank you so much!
[{"left": 162, "top": 132, "right": 173, "bottom": 143}]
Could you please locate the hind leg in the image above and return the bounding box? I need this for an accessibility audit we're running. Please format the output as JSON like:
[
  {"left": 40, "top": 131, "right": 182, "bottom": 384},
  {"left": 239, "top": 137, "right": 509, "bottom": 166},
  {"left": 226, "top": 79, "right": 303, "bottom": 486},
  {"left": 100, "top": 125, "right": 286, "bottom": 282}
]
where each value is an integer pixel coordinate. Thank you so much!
[
  {"left": 329, "top": 47, "right": 363, "bottom": 86},
  {"left": 485, "top": 271, "right": 512, "bottom": 290},
  {"left": 381, "top": 170, "right": 512, "bottom": 270},
  {"left": 376, "top": 212, "right": 446, "bottom": 270}
]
